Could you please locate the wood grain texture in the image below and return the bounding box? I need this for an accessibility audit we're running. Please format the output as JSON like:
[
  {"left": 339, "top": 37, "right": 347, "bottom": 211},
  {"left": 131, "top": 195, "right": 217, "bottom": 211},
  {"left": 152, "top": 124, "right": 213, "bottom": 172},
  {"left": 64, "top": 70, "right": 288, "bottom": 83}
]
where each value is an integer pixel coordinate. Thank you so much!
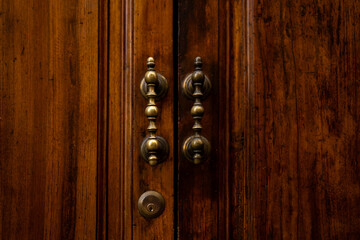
[
  {"left": 107, "top": 0, "right": 134, "bottom": 239},
  {"left": 3, "top": 0, "right": 359, "bottom": 239},
  {"left": 177, "top": 0, "right": 221, "bottom": 239},
  {"left": 0, "top": 0, "right": 99, "bottom": 239},
  {"left": 245, "top": 0, "right": 360, "bottom": 239},
  {"left": 178, "top": 0, "right": 247, "bottom": 239},
  {"left": 224, "top": 1, "right": 257, "bottom": 239},
  {"left": 133, "top": 0, "right": 174, "bottom": 238},
  {"left": 107, "top": 0, "right": 174, "bottom": 239},
  {"left": 179, "top": 0, "right": 360, "bottom": 239},
  {"left": 220, "top": 1, "right": 248, "bottom": 239}
]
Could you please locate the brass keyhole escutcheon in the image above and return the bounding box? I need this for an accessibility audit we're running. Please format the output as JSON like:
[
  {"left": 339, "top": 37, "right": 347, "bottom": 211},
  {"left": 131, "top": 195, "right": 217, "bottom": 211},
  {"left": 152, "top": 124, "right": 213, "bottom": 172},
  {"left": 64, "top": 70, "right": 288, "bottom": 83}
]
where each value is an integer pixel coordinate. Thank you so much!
[{"left": 138, "top": 190, "right": 165, "bottom": 219}]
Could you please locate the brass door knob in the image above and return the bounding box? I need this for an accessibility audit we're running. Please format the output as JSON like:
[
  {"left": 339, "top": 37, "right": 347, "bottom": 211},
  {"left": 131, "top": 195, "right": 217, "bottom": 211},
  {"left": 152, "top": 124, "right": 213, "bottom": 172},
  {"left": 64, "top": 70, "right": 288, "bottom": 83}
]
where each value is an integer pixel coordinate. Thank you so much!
[
  {"left": 182, "top": 57, "right": 211, "bottom": 164},
  {"left": 140, "top": 57, "right": 169, "bottom": 166}
]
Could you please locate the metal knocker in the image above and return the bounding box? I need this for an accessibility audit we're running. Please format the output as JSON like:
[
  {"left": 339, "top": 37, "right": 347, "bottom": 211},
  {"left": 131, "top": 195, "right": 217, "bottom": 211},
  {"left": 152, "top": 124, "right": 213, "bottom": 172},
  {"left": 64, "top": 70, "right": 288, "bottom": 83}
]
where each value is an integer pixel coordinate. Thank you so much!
[
  {"left": 140, "top": 57, "right": 169, "bottom": 166},
  {"left": 182, "top": 57, "right": 211, "bottom": 164}
]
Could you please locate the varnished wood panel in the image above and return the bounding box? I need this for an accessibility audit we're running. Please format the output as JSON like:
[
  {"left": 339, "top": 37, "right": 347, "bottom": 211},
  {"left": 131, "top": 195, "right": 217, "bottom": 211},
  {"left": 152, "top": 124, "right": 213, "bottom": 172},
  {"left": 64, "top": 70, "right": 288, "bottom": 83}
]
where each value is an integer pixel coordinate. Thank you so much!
[
  {"left": 179, "top": 0, "right": 360, "bottom": 239},
  {"left": 107, "top": 0, "right": 133, "bottom": 239},
  {"left": 107, "top": 0, "right": 174, "bottom": 239},
  {"left": 243, "top": 0, "right": 360, "bottom": 239},
  {"left": 0, "top": 0, "right": 99, "bottom": 239},
  {"left": 177, "top": 0, "right": 248, "bottom": 239},
  {"left": 177, "top": 0, "right": 221, "bottom": 239},
  {"left": 220, "top": 1, "right": 248, "bottom": 239},
  {"left": 133, "top": 0, "right": 174, "bottom": 238}
]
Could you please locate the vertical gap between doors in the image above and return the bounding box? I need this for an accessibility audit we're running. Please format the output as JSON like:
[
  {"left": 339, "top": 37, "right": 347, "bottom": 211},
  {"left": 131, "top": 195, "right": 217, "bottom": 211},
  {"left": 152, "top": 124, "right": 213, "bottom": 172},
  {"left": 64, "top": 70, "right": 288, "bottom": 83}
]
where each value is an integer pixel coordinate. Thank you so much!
[
  {"left": 105, "top": 0, "right": 110, "bottom": 238},
  {"left": 173, "top": 0, "right": 179, "bottom": 239},
  {"left": 96, "top": 0, "right": 110, "bottom": 239}
]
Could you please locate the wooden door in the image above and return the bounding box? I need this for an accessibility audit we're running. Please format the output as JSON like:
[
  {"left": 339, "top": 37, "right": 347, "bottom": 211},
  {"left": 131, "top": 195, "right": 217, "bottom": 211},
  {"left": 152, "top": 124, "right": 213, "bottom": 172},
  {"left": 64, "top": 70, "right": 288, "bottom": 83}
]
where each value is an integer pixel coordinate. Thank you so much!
[
  {"left": 106, "top": 0, "right": 175, "bottom": 239},
  {"left": 175, "top": 0, "right": 360, "bottom": 239},
  {"left": 176, "top": 0, "right": 360, "bottom": 239},
  {"left": 0, "top": 0, "right": 100, "bottom": 239},
  {"left": 2, "top": 0, "right": 360, "bottom": 240}
]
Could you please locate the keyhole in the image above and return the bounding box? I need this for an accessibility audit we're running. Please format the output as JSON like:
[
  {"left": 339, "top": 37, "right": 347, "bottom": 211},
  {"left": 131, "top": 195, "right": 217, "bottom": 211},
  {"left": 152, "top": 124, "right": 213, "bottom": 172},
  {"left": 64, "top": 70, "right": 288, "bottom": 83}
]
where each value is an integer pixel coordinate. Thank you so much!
[
  {"left": 138, "top": 191, "right": 165, "bottom": 219},
  {"left": 147, "top": 203, "right": 155, "bottom": 212}
]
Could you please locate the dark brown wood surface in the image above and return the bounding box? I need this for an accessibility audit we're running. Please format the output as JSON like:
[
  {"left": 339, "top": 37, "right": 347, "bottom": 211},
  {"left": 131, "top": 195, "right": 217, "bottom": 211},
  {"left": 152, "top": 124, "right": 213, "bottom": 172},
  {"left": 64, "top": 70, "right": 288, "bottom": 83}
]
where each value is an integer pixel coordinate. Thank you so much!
[
  {"left": 0, "top": 0, "right": 99, "bottom": 239},
  {"left": 224, "top": 0, "right": 360, "bottom": 239},
  {"left": 2, "top": 0, "right": 360, "bottom": 239},
  {"left": 107, "top": 0, "right": 133, "bottom": 239},
  {"left": 107, "top": 0, "right": 174, "bottom": 239},
  {"left": 178, "top": 0, "right": 360, "bottom": 239},
  {"left": 177, "top": 0, "right": 222, "bottom": 239},
  {"left": 133, "top": 0, "right": 174, "bottom": 238},
  {"left": 177, "top": 0, "right": 246, "bottom": 239},
  {"left": 248, "top": 0, "right": 360, "bottom": 239}
]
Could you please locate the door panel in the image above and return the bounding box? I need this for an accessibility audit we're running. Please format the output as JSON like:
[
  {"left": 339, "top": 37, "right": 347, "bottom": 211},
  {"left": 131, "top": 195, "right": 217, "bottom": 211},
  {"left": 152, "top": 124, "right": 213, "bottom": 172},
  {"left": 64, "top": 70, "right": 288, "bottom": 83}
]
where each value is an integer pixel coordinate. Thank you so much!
[
  {"left": 2, "top": 0, "right": 360, "bottom": 239},
  {"left": 107, "top": 0, "right": 174, "bottom": 239},
  {"left": 177, "top": 0, "right": 360, "bottom": 239},
  {"left": 177, "top": 0, "right": 221, "bottom": 239},
  {"left": 0, "top": 0, "right": 99, "bottom": 239},
  {"left": 177, "top": 0, "right": 246, "bottom": 238},
  {"left": 133, "top": 0, "right": 174, "bottom": 238},
  {"left": 248, "top": 0, "right": 360, "bottom": 239}
]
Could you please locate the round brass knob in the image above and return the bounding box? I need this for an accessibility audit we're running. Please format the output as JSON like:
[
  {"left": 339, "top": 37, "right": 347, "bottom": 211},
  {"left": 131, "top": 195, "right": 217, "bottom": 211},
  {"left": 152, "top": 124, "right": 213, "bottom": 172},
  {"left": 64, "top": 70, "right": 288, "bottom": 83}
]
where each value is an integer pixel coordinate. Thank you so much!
[
  {"left": 140, "top": 57, "right": 168, "bottom": 101},
  {"left": 138, "top": 191, "right": 165, "bottom": 219}
]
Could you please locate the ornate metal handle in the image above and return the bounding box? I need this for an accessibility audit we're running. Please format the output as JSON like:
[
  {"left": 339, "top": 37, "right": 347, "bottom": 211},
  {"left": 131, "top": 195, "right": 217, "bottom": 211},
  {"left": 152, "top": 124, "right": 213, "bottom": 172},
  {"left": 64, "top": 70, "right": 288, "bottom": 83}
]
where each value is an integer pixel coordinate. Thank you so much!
[
  {"left": 140, "top": 57, "right": 169, "bottom": 166},
  {"left": 182, "top": 57, "right": 211, "bottom": 164}
]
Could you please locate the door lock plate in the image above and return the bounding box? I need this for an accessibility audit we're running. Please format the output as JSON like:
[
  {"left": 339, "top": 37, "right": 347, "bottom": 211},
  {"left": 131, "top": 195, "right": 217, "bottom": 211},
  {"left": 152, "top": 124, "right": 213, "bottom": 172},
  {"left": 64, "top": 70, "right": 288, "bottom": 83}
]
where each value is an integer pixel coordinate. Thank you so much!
[{"left": 138, "top": 190, "right": 165, "bottom": 219}]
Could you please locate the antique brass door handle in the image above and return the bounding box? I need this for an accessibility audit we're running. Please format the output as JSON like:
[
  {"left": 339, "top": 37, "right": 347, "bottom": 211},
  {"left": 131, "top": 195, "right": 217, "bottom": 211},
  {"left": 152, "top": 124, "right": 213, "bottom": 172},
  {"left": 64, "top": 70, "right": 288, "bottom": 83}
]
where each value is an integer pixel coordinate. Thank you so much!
[
  {"left": 140, "top": 57, "right": 169, "bottom": 166},
  {"left": 182, "top": 57, "right": 211, "bottom": 164}
]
